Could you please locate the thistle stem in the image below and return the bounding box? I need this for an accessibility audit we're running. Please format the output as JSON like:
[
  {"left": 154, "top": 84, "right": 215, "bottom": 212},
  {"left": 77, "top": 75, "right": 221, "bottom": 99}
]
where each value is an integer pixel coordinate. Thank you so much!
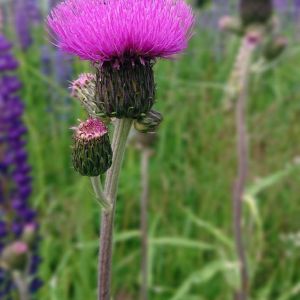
[
  {"left": 98, "top": 118, "right": 133, "bottom": 300},
  {"left": 140, "top": 149, "right": 152, "bottom": 300},
  {"left": 232, "top": 33, "right": 260, "bottom": 300},
  {"left": 12, "top": 271, "right": 29, "bottom": 300}
]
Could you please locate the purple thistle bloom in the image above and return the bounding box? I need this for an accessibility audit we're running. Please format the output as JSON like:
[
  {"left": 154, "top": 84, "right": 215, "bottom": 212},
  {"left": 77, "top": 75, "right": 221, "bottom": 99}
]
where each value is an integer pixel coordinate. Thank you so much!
[
  {"left": 47, "top": 0, "right": 195, "bottom": 62},
  {"left": 0, "top": 33, "right": 42, "bottom": 297}
]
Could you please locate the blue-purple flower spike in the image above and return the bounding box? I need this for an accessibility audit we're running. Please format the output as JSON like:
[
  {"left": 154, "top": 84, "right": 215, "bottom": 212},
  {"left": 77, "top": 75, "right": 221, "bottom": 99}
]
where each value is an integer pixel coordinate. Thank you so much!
[
  {"left": 13, "top": 0, "right": 41, "bottom": 50},
  {"left": 0, "top": 33, "right": 42, "bottom": 298}
]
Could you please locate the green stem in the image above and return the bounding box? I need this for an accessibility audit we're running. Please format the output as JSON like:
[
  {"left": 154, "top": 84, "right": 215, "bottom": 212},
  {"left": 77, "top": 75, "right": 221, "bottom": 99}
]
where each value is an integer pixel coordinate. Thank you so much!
[
  {"left": 90, "top": 177, "right": 111, "bottom": 210},
  {"left": 98, "top": 119, "right": 133, "bottom": 300},
  {"left": 232, "top": 32, "right": 260, "bottom": 300},
  {"left": 140, "top": 149, "right": 151, "bottom": 300}
]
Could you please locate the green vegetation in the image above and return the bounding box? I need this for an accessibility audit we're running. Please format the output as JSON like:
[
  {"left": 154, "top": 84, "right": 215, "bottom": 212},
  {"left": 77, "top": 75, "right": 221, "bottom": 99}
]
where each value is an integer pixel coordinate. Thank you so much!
[{"left": 16, "top": 23, "right": 300, "bottom": 300}]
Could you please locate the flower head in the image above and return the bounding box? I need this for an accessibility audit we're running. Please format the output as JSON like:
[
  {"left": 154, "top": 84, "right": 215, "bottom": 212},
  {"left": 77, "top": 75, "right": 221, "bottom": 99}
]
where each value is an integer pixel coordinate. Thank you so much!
[
  {"left": 10, "top": 241, "right": 28, "bottom": 255},
  {"left": 1, "top": 241, "right": 29, "bottom": 271},
  {"left": 74, "top": 118, "right": 108, "bottom": 141},
  {"left": 72, "top": 118, "right": 112, "bottom": 176},
  {"left": 71, "top": 73, "right": 96, "bottom": 98},
  {"left": 71, "top": 73, "right": 102, "bottom": 117},
  {"left": 134, "top": 109, "right": 163, "bottom": 133},
  {"left": 47, "top": 0, "right": 194, "bottom": 62},
  {"left": 240, "top": 0, "right": 273, "bottom": 27}
]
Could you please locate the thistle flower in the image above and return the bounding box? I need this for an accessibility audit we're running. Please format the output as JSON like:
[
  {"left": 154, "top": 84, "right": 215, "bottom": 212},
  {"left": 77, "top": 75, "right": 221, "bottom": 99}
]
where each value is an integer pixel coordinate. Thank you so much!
[
  {"left": 72, "top": 118, "right": 112, "bottom": 176},
  {"left": 71, "top": 73, "right": 99, "bottom": 116},
  {"left": 48, "top": 0, "right": 194, "bottom": 62},
  {"left": 263, "top": 35, "right": 288, "bottom": 60},
  {"left": 1, "top": 241, "right": 28, "bottom": 271},
  {"left": 48, "top": 0, "right": 194, "bottom": 118},
  {"left": 71, "top": 73, "right": 96, "bottom": 99},
  {"left": 219, "top": 16, "right": 243, "bottom": 35},
  {"left": 48, "top": 2, "right": 194, "bottom": 299},
  {"left": 0, "top": 33, "right": 42, "bottom": 298},
  {"left": 240, "top": 0, "right": 273, "bottom": 27}
]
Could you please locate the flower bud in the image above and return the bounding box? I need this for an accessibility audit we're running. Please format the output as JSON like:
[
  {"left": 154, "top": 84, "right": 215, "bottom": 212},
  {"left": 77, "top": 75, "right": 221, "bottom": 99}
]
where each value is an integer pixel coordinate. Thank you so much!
[
  {"left": 95, "top": 60, "right": 155, "bottom": 119},
  {"left": 246, "top": 30, "right": 263, "bottom": 46},
  {"left": 219, "top": 16, "right": 243, "bottom": 36},
  {"left": 72, "top": 118, "right": 112, "bottom": 177},
  {"left": 71, "top": 73, "right": 100, "bottom": 117},
  {"left": 240, "top": 0, "right": 273, "bottom": 27},
  {"left": 264, "top": 36, "right": 288, "bottom": 61},
  {"left": 134, "top": 110, "right": 163, "bottom": 133},
  {"left": 0, "top": 241, "right": 28, "bottom": 271},
  {"left": 21, "top": 223, "right": 37, "bottom": 247}
]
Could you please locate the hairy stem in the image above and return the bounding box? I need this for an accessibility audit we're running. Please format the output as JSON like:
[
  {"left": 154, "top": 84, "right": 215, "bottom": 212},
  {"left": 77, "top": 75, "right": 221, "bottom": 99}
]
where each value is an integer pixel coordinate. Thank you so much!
[
  {"left": 140, "top": 149, "right": 152, "bottom": 300},
  {"left": 232, "top": 33, "right": 260, "bottom": 300},
  {"left": 12, "top": 272, "right": 29, "bottom": 300},
  {"left": 98, "top": 119, "right": 133, "bottom": 300},
  {"left": 224, "top": 32, "right": 256, "bottom": 111}
]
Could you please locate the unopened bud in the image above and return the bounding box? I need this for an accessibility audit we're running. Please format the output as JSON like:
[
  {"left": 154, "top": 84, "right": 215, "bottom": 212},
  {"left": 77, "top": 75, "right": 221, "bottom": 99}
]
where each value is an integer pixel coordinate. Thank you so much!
[
  {"left": 72, "top": 118, "right": 112, "bottom": 177},
  {"left": 264, "top": 36, "right": 288, "bottom": 61},
  {"left": 219, "top": 16, "right": 243, "bottom": 35},
  {"left": 0, "top": 241, "right": 28, "bottom": 271},
  {"left": 21, "top": 223, "right": 37, "bottom": 247},
  {"left": 246, "top": 29, "right": 263, "bottom": 46},
  {"left": 240, "top": 0, "right": 273, "bottom": 27},
  {"left": 134, "top": 110, "right": 163, "bottom": 133},
  {"left": 71, "top": 73, "right": 102, "bottom": 118}
]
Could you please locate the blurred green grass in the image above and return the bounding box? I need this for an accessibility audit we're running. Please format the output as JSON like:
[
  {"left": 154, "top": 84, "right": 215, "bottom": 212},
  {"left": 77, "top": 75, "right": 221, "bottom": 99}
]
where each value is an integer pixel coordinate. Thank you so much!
[{"left": 12, "top": 19, "right": 300, "bottom": 300}]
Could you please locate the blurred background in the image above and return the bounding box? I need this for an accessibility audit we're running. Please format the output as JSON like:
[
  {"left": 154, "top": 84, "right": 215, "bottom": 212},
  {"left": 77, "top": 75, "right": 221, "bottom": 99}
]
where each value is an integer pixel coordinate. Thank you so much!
[{"left": 1, "top": 0, "right": 300, "bottom": 299}]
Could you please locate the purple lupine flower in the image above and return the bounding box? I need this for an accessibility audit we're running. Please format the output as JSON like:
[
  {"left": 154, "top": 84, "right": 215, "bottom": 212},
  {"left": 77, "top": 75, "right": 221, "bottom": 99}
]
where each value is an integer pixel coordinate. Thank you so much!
[
  {"left": 14, "top": 0, "right": 33, "bottom": 50},
  {"left": 40, "top": 45, "right": 53, "bottom": 77},
  {"left": 40, "top": 1, "right": 74, "bottom": 118},
  {"left": 26, "top": 0, "right": 42, "bottom": 23},
  {"left": 13, "top": 0, "right": 41, "bottom": 50},
  {"left": 47, "top": 0, "right": 194, "bottom": 62},
  {"left": 274, "top": 0, "right": 287, "bottom": 11},
  {"left": 53, "top": 50, "right": 73, "bottom": 88},
  {"left": 0, "top": 33, "right": 42, "bottom": 298}
]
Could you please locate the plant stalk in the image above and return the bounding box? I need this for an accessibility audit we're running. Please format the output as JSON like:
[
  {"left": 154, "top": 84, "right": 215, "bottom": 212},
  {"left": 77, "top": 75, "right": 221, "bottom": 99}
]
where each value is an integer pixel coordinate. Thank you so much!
[
  {"left": 98, "top": 118, "right": 133, "bottom": 300},
  {"left": 12, "top": 271, "right": 29, "bottom": 300},
  {"left": 232, "top": 33, "right": 260, "bottom": 300},
  {"left": 90, "top": 176, "right": 111, "bottom": 210},
  {"left": 140, "top": 149, "right": 152, "bottom": 300}
]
